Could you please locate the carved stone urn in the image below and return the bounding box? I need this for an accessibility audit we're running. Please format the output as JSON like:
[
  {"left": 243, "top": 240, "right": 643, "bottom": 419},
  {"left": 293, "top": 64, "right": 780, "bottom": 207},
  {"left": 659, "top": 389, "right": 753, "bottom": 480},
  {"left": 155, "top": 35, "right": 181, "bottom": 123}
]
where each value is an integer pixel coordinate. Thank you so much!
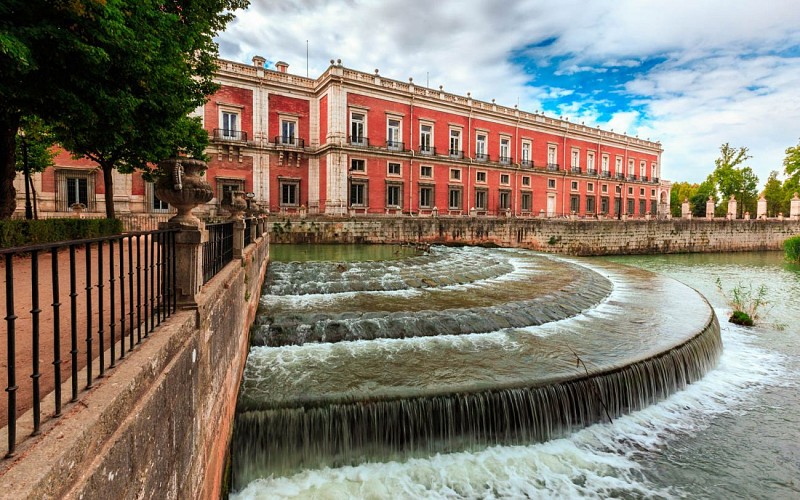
[
  {"left": 154, "top": 157, "right": 213, "bottom": 226},
  {"left": 221, "top": 190, "right": 247, "bottom": 219}
]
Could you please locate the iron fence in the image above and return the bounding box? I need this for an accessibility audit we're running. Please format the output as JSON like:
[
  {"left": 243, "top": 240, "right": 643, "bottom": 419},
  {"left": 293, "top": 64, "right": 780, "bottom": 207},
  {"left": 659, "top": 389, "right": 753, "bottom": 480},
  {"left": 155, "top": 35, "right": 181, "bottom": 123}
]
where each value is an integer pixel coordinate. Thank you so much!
[
  {"left": 202, "top": 222, "right": 233, "bottom": 284},
  {"left": 1, "top": 228, "right": 177, "bottom": 457},
  {"left": 244, "top": 218, "right": 253, "bottom": 247}
]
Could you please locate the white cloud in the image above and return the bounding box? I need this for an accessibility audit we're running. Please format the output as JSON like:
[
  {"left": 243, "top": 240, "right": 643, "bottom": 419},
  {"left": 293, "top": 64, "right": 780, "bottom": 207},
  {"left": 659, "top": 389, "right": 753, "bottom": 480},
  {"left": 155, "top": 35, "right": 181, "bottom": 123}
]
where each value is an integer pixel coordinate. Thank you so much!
[{"left": 217, "top": 0, "right": 800, "bottom": 185}]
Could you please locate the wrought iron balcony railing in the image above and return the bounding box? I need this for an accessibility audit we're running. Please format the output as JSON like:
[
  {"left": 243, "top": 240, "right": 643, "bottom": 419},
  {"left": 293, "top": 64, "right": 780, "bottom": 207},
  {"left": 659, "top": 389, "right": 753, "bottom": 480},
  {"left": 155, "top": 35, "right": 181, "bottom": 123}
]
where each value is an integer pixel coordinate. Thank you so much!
[
  {"left": 349, "top": 136, "right": 369, "bottom": 147},
  {"left": 520, "top": 159, "right": 534, "bottom": 169},
  {"left": 571, "top": 167, "right": 581, "bottom": 174},
  {"left": 628, "top": 174, "right": 637, "bottom": 181},
  {"left": 475, "top": 152, "right": 490, "bottom": 162},
  {"left": 601, "top": 171, "right": 611, "bottom": 178},
  {"left": 547, "top": 163, "right": 560, "bottom": 171},
  {"left": 587, "top": 168, "right": 597, "bottom": 175},
  {"left": 449, "top": 149, "right": 464, "bottom": 159},
  {"left": 213, "top": 129, "right": 248, "bottom": 142},
  {"left": 499, "top": 156, "right": 512, "bottom": 165},
  {"left": 615, "top": 172, "right": 626, "bottom": 179},
  {"left": 386, "top": 140, "right": 405, "bottom": 151},
  {"left": 273, "top": 136, "right": 305, "bottom": 148},
  {"left": 419, "top": 145, "right": 436, "bottom": 155}
]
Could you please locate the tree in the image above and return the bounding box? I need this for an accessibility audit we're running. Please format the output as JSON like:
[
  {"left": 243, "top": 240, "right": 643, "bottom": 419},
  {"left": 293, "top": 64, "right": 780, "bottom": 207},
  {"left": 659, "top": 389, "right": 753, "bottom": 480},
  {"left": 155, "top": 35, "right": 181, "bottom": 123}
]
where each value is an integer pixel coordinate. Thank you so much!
[
  {"left": 784, "top": 139, "right": 800, "bottom": 186},
  {"left": 762, "top": 171, "right": 786, "bottom": 216},
  {"left": 690, "top": 178, "right": 716, "bottom": 217},
  {"left": 709, "top": 143, "right": 759, "bottom": 218},
  {"left": 670, "top": 181, "right": 699, "bottom": 217},
  {"left": 0, "top": 0, "right": 249, "bottom": 219}
]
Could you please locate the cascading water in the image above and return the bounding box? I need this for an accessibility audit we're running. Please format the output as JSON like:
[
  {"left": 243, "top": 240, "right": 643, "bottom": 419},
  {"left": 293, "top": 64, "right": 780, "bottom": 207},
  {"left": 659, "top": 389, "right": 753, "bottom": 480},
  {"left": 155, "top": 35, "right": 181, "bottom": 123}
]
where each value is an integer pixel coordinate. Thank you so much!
[{"left": 230, "top": 246, "right": 722, "bottom": 493}]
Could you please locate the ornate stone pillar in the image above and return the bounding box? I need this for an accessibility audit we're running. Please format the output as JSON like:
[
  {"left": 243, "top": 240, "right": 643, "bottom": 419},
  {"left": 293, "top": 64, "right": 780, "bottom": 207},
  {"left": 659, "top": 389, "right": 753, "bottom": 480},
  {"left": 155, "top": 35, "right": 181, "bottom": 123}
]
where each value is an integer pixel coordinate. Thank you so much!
[
  {"left": 727, "top": 195, "right": 737, "bottom": 220},
  {"left": 757, "top": 194, "right": 767, "bottom": 220},
  {"left": 705, "top": 196, "right": 715, "bottom": 220},
  {"left": 788, "top": 192, "right": 800, "bottom": 220},
  {"left": 222, "top": 190, "right": 247, "bottom": 259},
  {"left": 155, "top": 158, "right": 213, "bottom": 308},
  {"left": 681, "top": 198, "right": 691, "bottom": 219}
]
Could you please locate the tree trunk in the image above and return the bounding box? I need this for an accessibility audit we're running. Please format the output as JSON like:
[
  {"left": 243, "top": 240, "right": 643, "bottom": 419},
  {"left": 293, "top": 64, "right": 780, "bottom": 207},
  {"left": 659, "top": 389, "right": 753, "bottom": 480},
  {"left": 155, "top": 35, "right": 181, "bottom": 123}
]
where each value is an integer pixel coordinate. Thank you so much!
[
  {"left": 0, "top": 112, "right": 21, "bottom": 219},
  {"left": 101, "top": 161, "right": 116, "bottom": 219}
]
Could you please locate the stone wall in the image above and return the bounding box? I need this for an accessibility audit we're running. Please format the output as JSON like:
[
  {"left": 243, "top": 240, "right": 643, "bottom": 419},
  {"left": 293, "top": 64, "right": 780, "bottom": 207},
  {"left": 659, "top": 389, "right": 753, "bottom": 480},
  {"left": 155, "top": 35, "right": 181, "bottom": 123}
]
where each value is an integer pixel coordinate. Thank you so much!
[
  {"left": 0, "top": 233, "right": 269, "bottom": 499},
  {"left": 269, "top": 217, "right": 800, "bottom": 255}
]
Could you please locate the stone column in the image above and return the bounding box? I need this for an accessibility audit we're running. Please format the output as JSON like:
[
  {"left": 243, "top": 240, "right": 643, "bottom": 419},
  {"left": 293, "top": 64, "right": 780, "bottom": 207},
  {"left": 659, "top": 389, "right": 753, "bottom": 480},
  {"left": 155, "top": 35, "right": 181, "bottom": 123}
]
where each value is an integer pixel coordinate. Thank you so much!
[
  {"left": 223, "top": 191, "right": 247, "bottom": 259},
  {"left": 705, "top": 196, "right": 715, "bottom": 220},
  {"left": 727, "top": 195, "right": 737, "bottom": 220},
  {"left": 790, "top": 193, "right": 800, "bottom": 220},
  {"left": 155, "top": 158, "right": 214, "bottom": 308},
  {"left": 757, "top": 194, "right": 767, "bottom": 220},
  {"left": 681, "top": 198, "right": 690, "bottom": 219}
]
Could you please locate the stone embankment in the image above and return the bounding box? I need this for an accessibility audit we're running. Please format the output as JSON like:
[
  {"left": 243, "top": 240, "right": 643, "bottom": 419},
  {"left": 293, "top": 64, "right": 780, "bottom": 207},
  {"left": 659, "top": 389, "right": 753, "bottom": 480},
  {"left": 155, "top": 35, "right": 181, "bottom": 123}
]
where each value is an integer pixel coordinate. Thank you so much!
[{"left": 268, "top": 217, "right": 800, "bottom": 255}]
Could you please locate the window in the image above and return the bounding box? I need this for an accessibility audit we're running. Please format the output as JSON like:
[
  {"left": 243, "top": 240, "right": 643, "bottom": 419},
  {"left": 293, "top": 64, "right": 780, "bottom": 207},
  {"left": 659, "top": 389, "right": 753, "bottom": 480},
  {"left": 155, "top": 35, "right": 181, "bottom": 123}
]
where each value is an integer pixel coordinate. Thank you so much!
[
  {"left": 349, "top": 181, "right": 367, "bottom": 207},
  {"left": 548, "top": 144, "right": 557, "bottom": 166},
  {"left": 586, "top": 195, "right": 596, "bottom": 214},
  {"left": 587, "top": 182, "right": 594, "bottom": 193},
  {"left": 640, "top": 188, "right": 645, "bottom": 196},
  {"left": 602, "top": 154, "right": 609, "bottom": 174},
  {"left": 627, "top": 198, "right": 635, "bottom": 215},
  {"left": 498, "top": 190, "right": 510, "bottom": 210},
  {"left": 651, "top": 189, "right": 656, "bottom": 197},
  {"left": 386, "top": 183, "right": 402, "bottom": 208},
  {"left": 449, "top": 129, "right": 462, "bottom": 157},
  {"left": 217, "top": 178, "right": 245, "bottom": 206},
  {"left": 500, "top": 174, "right": 510, "bottom": 185},
  {"left": 571, "top": 149, "right": 580, "bottom": 170},
  {"left": 602, "top": 184, "right": 608, "bottom": 193},
  {"left": 474, "top": 189, "right": 487, "bottom": 210},
  {"left": 640, "top": 160, "right": 647, "bottom": 178},
  {"left": 146, "top": 182, "right": 169, "bottom": 212},
  {"left": 639, "top": 199, "right": 647, "bottom": 215},
  {"left": 521, "top": 141, "right": 531, "bottom": 165},
  {"left": 522, "top": 176, "right": 531, "bottom": 186},
  {"left": 350, "top": 158, "right": 366, "bottom": 173},
  {"left": 587, "top": 151, "right": 595, "bottom": 172},
  {"left": 419, "top": 186, "right": 434, "bottom": 208},
  {"left": 66, "top": 177, "right": 89, "bottom": 207},
  {"left": 571, "top": 181, "right": 579, "bottom": 191},
  {"left": 388, "top": 162, "right": 401, "bottom": 176},
  {"left": 548, "top": 178, "right": 556, "bottom": 189},
  {"left": 280, "top": 119, "right": 297, "bottom": 145},
  {"left": 628, "top": 186, "right": 634, "bottom": 196},
  {"left": 280, "top": 181, "right": 300, "bottom": 207},
  {"left": 350, "top": 111, "right": 366, "bottom": 145},
  {"left": 521, "top": 192, "right": 532, "bottom": 211},
  {"left": 448, "top": 187, "right": 462, "bottom": 210},
  {"left": 420, "top": 165, "right": 432, "bottom": 178},
  {"left": 651, "top": 163, "right": 658, "bottom": 180},
  {"left": 387, "top": 118, "right": 401, "bottom": 149},
  {"left": 651, "top": 199, "right": 658, "bottom": 214},
  {"left": 615, "top": 157, "right": 622, "bottom": 174},
  {"left": 476, "top": 133, "right": 487, "bottom": 160},
  {"left": 57, "top": 170, "right": 95, "bottom": 211},
  {"left": 476, "top": 171, "right": 487, "bottom": 183},
  {"left": 570, "top": 195, "right": 580, "bottom": 213},
  {"left": 616, "top": 184, "right": 622, "bottom": 194},
  {"left": 601, "top": 196, "right": 609, "bottom": 214},
  {"left": 499, "top": 137, "right": 511, "bottom": 163},
  {"left": 221, "top": 110, "right": 239, "bottom": 139},
  {"left": 628, "top": 159, "right": 635, "bottom": 176},
  {"left": 450, "top": 168, "right": 461, "bottom": 181},
  {"left": 420, "top": 124, "right": 433, "bottom": 154}
]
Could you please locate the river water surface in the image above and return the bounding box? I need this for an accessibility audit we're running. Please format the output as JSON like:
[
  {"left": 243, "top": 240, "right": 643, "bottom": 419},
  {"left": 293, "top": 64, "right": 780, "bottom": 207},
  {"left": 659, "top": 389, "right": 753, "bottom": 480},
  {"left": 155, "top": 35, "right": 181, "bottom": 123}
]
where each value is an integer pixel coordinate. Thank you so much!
[{"left": 232, "top": 249, "right": 799, "bottom": 499}]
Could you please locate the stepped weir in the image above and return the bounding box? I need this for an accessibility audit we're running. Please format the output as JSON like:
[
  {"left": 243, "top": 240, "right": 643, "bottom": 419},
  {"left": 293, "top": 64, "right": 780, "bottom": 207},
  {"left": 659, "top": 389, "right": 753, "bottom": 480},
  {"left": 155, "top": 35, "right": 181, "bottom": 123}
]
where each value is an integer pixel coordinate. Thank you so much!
[{"left": 231, "top": 246, "right": 721, "bottom": 490}]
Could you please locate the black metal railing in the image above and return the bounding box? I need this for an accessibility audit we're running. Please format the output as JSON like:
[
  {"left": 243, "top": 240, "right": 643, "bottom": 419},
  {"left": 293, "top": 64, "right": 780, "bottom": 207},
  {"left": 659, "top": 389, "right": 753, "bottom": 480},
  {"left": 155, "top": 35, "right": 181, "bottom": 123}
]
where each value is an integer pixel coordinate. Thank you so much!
[
  {"left": 587, "top": 168, "right": 597, "bottom": 175},
  {"left": 349, "top": 136, "right": 369, "bottom": 147},
  {"left": 244, "top": 218, "right": 253, "bottom": 247},
  {"left": 449, "top": 149, "right": 464, "bottom": 159},
  {"left": 273, "top": 136, "right": 305, "bottom": 148},
  {"left": 499, "top": 156, "right": 512, "bottom": 164},
  {"left": 640, "top": 175, "right": 649, "bottom": 182},
  {"left": 475, "top": 152, "right": 490, "bottom": 162},
  {"left": 386, "top": 140, "right": 404, "bottom": 151},
  {"left": 202, "top": 222, "right": 233, "bottom": 284},
  {"left": 571, "top": 167, "right": 581, "bottom": 173},
  {"left": 419, "top": 145, "right": 436, "bottom": 155},
  {"left": 547, "top": 163, "right": 560, "bottom": 171},
  {"left": 653, "top": 177, "right": 660, "bottom": 183},
  {"left": 615, "top": 172, "right": 626, "bottom": 179},
  {"left": 520, "top": 160, "right": 533, "bottom": 169},
  {"left": 213, "top": 129, "right": 248, "bottom": 142},
  {"left": 1, "top": 229, "right": 177, "bottom": 457},
  {"left": 628, "top": 174, "right": 637, "bottom": 181},
  {"left": 601, "top": 171, "right": 611, "bottom": 178}
]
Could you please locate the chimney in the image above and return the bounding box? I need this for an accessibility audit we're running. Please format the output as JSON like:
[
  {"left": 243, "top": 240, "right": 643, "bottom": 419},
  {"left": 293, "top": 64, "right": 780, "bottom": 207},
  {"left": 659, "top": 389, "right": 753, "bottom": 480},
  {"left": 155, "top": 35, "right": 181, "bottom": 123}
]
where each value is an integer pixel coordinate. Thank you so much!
[
  {"left": 275, "top": 61, "right": 289, "bottom": 73},
  {"left": 252, "top": 55, "right": 266, "bottom": 68}
]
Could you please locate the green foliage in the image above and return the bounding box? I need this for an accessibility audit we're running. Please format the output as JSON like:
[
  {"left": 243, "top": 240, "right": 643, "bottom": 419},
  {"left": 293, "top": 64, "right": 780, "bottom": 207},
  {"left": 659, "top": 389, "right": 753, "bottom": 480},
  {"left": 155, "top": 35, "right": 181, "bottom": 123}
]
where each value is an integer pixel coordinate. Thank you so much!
[
  {"left": 715, "top": 277, "right": 769, "bottom": 326},
  {"left": 784, "top": 236, "right": 800, "bottom": 263},
  {"left": 670, "top": 181, "right": 700, "bottom": 217},
  {"left": 689, "top": 179, "right": 716, "bottom": 217},
  {"left": 784, "top": 139, "right": 800, "bottom": 186},
  {"left": 15, "top": 116, "right": 56, "bottom": 173},
  {"left": 707, "top": 144, "right": 759, "bottom": 217},
  {"left": 0, "top": 218, "right": 123, "bottom": 248}
]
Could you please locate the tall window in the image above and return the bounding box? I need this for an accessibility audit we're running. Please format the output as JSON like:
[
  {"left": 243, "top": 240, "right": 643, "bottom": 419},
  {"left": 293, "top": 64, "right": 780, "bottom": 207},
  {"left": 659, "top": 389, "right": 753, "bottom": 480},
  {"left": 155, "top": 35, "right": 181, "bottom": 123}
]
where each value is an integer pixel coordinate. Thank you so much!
[
  {"left": 639, "top": 199, "right": 647, "bottom": 215},
  {"left": 521, "top": 192, "right": 532, "bottom": 211},
  {"left": 602, "top": 155, "right": 609, "bottom": 175},
  {"left": 521, "top": 141, "right": 531, "bottom": 165},
  {"left": 571, "top": 149, "right": 580, "bottom": 170},
  {"left": 448, "top": 187, "right": 462, "bottom": 210},
  {"left": 387, "top": 118, "right": 401, "bottom": 149},
  {"left": 498, "top": 190, "right": 510, "bottom": 210},
  {"left": 499, "top": 137, "right": 510, "bottom": 163},
  {"left": 420, "top": 124, "right": 433, "bottom": 154},
  {"left": 615, "top": 157, "right": 623, "bottom": 175},
  {"left": 350, "top": 181, "right": 367, "bottom": 207},
  {"left": 587, "top": 152, "right": 595, "bottom": 172},
  {"left": 628, "top": 159, "right": 635, "bottom": 176},
  {"left": 449, "top": 129, "right": 461, "bottom": 157},
  {"left": 547, "top": 144, "right": 557, "bottom": 166},
  {"left": 601, "top": 196, "right": 609, "bottom": 214},
  {"left": 586, "top": 195, "right": 596, "bottom": 213},
  {"left": 66, "top": 177, "right": 88, "bottom": 207},
  {"left": 474, "top": 189, "right": 487, "bottom": 210},
  {"left": 280, "top": 119, "right": 296, "bottom": 144},
  {"left": 350, "top": 111, "right": 366, "bottom": 145},
  {"left": 386, "top": 184, "right": 402, "bottom": 208},
  {"left": 651, "top": 163, "right": 658, "bottom": 180},
  {"left": 476, "top": 133, "right": 487, "bottom": 160},
  {"left": 221, "top": 111, "right": 239, "bottom": 139},
  {"left": 640, "top": 160, "right": 647, "bottom": 179},
  {"left": 570, "top": 195, "right": 580, "bottom": 213},
  {"left": 419, "top": 186, "right": 434, "bottom": 208},
  {"left": 146, "top": 182, "right": 169, "bottom": 212},
  {"left": 280, "top": 181, "right": 299, "bottom": 207}
]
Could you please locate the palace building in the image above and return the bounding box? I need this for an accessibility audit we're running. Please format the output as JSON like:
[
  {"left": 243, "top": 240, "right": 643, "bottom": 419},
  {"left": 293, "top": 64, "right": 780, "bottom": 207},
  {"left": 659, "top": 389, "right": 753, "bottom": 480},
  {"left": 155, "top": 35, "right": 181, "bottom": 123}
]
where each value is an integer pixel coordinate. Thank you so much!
[{"left": 14, "top": 56, "right": 671, "bottom": 220}]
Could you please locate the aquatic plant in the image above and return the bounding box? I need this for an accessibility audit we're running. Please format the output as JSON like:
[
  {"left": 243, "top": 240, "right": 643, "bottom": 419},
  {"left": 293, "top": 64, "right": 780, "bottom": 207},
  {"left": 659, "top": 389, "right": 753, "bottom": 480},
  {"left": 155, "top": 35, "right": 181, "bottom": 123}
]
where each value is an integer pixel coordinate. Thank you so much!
[
  {"left": 715, "top": 277, "right": 769, "bottom": 326},
  {"left": 784, "top": 235, "right": 800, "bottom": 263}
]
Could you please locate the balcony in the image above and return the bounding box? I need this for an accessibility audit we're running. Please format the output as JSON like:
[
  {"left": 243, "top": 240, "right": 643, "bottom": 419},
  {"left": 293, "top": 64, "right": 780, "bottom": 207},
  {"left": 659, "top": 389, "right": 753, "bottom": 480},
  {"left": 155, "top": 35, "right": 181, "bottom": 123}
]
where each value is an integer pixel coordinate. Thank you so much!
[
  {"left": 615, "top": 172, "right": 625, "bottom": 179},
  {"left": 419, "top": 145, "right": 436, "bottom": 155},
  {"left": 652, "top": 177, "right": 660, "bottom": 183},
  {"left": 520, "top": 159, "right": 534, "bottom": 169},
  {"left": 386, "top": 140, "right": 405, "bottom": 152},
  {"left": 213, "top": 129, "right": 247, "bottom": 142},
  {"left": 547, "top": 163, "right": 560, "bottom": 172},
  {"left": 601, "top": 171, "right": 610, "bottom": 178},
  {"left": 628, "top": 174, "right": 637, "bottom": 181},
  {"left": 587, "top": 168, "right": 597, "bottom": 175},
  {"left": 475, "top": 152, "right": 490, "bottom": 162},
  {"left": 349, "top": 136, "right": 369, "bottom": 147},
  {"left": 449, "top": 149, "right": 464, "bottom": 159},
  {"left": 570, "top": 167, "right": 581, "bottom": 174},
  {"left": 499, "top": 156, "right": 512, "bottom": 165},
  {"left": 273, "top": 136, "right": 305, "bottom": 148},
  {"left": 640, "top": 175, "right": 649, "bottom": 182}
]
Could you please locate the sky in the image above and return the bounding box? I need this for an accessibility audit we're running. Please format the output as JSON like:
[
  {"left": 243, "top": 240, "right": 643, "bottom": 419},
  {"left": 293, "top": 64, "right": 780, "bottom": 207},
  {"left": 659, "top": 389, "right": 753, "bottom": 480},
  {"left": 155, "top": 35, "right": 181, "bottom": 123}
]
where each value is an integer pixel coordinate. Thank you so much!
[{"left": 216, "top": 0, "right": 800, "bottom": 187}]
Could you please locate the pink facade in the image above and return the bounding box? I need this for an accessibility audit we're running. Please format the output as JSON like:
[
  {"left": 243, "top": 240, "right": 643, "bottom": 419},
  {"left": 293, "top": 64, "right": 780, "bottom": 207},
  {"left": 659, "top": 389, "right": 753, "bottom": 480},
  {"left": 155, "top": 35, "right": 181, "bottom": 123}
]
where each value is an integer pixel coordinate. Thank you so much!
[{"left": 14, "top": 58, "right": 670, "bottom": 219}]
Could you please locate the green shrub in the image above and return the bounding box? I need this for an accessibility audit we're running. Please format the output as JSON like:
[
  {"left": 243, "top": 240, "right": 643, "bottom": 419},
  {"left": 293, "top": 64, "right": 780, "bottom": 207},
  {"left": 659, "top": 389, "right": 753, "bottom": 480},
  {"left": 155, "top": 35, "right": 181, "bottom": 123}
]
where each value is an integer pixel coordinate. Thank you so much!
[
  {"left": 729, "top": 310, "right": 754, "bottom": 326},
  {"left": 0, "top": 218, "right": 123, "bottom": 248},
  {"left": 784, "top": 235, "right": 800, "bottom": 263},
  {"left": 715, "top": 277, "right": 769, "bottom": 326}
]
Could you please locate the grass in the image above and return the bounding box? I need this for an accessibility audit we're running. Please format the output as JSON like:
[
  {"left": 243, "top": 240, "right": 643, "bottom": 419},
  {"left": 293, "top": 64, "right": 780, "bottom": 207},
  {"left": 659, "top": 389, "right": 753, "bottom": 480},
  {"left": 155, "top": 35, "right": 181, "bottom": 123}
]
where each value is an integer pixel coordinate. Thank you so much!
[
  {"left": 715, "top": 277, "right": 769, "bottom": 326},
  {"left": 784, "top": 235, "right": 800, "bottom": 263}
]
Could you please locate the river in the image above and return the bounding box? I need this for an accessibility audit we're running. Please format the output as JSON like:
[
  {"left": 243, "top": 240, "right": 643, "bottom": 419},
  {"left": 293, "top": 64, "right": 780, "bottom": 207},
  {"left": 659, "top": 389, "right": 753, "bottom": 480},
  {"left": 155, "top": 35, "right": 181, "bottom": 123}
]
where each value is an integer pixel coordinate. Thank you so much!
[{"left": 232, "top": 249, "right": 799, "bottom": 499}]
